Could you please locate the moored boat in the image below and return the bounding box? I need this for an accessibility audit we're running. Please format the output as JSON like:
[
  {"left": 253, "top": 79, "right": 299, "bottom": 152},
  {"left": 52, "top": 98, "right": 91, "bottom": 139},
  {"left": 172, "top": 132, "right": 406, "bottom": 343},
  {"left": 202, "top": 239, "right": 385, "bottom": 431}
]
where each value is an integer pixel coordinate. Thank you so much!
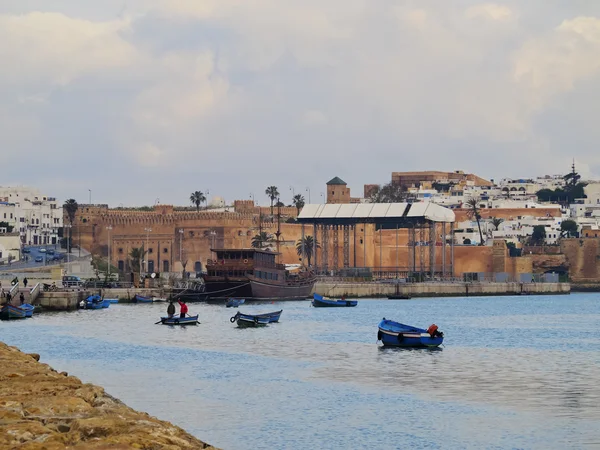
[
  {"left": 230, "top": 311, "right": 270, "bottom": 327},
  {"left": 312, "top": 293, "right": 357, "bottom": 307},
  {"left": 254, "top": 309, "right": 283, "bottom": 323},
  {"left": 133, "top": 294, "right": 153, "bottom": 303},
  {"left": 377, "top": 318, "right": 444, "bottom": 348},
  {"left": 106, "top": 298, "right": 119, "bottom": 304},
  {"left": 101, "top": 299, "right": 111, "bottom": 308},
  {"left": 83, "top": 295, "right": 104, "bottom": 309},
  {"left": 226, "top": 298, "right": 245, "bottom": 308},
  {"left": 0, "top": 304, "right": 27, "bottom": 320},
  {"left": 160, "top": 314, "right": 199, "bottom": 326},
  {"left": 21, "top": 303, "right": 35, "bottom": 317}
]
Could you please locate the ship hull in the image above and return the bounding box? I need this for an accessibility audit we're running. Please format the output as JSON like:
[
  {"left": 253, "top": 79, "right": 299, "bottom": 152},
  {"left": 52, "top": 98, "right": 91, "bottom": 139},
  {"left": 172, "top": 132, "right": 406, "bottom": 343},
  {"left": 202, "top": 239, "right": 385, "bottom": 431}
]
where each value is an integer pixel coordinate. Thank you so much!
[
  {"left": 248, "top": 278, "right": 315, "bottom": 300},
  {"left": 203, "top": 280, "right": 253, "bottom": 300}
]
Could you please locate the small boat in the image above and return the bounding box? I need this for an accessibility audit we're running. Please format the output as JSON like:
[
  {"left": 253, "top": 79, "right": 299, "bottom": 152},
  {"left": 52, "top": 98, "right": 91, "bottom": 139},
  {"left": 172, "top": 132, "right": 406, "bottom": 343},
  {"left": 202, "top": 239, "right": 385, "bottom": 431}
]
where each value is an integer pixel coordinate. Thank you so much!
[
  {"left": 254, "top": 310, "right": 283, "bottom": 323},
  {"left": 377, "top": 318, "right": 444, "bottom": 348},
  {"left": 0, "top": 304, "right": 27, "bottom": 320},
  {"left": 387, "top": 295, "right": 411, "bottom": 300},
  {"left": 105, "top": 298, "right": 119, "bottom": 304},
  {"left": 230, "top": 311, "right": 270, "bottom": 327},
  {"left": 101, "top": 299, "right": 111, "bottom": 308},
  {"left": 133, "top": 294, "right": 153, "bottom": 303},
  {"left": 21, "top": 303, "right": 35, "bottom": 318},
  {"left": 160, "top": 314, "right": 199, "bottom": 326},
  {"left": 226, "top": 298, "right": 246, "bottom": 308},
  {"left": 312, "top": 293, "right": 357, "bottom": 307},
  {"left": 84, "top": 295, "right": 104, "bottom": 309}
]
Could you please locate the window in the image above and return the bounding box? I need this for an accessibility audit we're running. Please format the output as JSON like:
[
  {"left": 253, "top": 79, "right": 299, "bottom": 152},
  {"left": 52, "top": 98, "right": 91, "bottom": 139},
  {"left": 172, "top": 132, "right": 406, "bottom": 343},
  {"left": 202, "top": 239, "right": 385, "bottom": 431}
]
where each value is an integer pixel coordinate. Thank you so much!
[
  {"left": 148, "top": 248, "right": 153, "bottom": 254},
  {"left": 118, "top": 260, "right": 124, "bottom": 271},
  {"left": 163, "top": 260, "right": 169, "bottom": 272},
  {"left": 194, "top": 261, "right": 202, "bottom": 272},
  {"left": 118, "top": 248, "right": 123, "bottom": 254},
  {"left": 163, "top": 248, "right": 168, "bottom": 253}
]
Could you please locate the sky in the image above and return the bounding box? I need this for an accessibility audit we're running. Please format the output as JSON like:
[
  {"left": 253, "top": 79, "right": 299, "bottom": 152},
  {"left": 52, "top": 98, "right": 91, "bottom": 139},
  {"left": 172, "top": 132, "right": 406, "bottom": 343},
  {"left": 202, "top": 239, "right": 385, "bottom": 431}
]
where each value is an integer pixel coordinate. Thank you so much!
[{"left": 2, "top": 0, "right": 600, "bottom": 207}]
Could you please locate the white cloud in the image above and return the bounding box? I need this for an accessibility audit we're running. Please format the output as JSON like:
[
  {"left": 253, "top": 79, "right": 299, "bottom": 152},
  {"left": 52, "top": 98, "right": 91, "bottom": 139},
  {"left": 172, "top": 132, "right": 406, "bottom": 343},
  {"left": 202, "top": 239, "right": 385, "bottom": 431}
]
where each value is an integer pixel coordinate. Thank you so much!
[{"left": 466, "top": 4, "right": 515, "bottom": 21}]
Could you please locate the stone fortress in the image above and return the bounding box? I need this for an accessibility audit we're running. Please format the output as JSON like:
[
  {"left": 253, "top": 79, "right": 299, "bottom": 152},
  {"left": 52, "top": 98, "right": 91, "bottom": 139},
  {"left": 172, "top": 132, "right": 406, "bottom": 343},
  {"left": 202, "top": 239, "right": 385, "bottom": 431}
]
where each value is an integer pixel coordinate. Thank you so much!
[{"left": 67, "top": 172, "right": 600, "bottom": 286}]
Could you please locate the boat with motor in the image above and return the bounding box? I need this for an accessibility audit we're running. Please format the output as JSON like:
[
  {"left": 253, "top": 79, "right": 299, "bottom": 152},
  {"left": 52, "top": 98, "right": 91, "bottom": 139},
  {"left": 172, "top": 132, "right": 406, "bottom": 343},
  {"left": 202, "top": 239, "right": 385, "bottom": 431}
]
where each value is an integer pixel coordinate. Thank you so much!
[
  {"left": 377, "top": 318, "right": 444, "bottom": 348},
  {"left": 311, "top": 293, "right": 357, "bottom": 307}
]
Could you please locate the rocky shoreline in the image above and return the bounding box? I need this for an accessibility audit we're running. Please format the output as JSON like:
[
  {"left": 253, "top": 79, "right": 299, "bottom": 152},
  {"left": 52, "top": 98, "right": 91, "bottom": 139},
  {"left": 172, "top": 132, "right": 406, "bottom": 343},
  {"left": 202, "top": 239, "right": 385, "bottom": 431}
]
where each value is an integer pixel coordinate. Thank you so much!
[{"left": 0, "top": 342, "right": 218, "bottom": 449}]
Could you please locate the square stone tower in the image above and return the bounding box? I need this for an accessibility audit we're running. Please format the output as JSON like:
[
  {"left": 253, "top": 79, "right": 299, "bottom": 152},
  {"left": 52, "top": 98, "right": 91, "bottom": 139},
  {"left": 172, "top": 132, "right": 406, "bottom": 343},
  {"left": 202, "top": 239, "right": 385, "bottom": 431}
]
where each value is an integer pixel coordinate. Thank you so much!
[{"left": 326, "top": 177, "right": 350, "bottom": 204}]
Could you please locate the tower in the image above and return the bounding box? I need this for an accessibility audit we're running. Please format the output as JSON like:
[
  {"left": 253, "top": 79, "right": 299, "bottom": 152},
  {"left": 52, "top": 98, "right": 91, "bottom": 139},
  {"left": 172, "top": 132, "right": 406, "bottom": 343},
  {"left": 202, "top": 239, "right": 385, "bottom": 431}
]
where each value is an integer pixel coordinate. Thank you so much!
[{"left": 326, "top": 177, "right": 350, "bottom": 204}]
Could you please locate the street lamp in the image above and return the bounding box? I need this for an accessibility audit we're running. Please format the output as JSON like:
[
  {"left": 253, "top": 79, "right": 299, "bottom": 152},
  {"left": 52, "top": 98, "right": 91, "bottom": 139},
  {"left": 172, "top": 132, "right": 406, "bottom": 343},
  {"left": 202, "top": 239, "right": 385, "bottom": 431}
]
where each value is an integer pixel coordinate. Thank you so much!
[
  {"left": 320, "top": 192, "right": 325, "bottom": 204},
  {"left": 106, "top": 226, "right": 113, "bottom": 279},
  {"left": 64, "top": 224, "right": 72, "bottom": 271},
  {"left": 290, "top": 186, "right": 295, "bottom": 200},
  {"left": 144, "top": 227, "right": 152, "bottom": 274},
  {"left": 178, "top": 229, "right": 184, "bottom": 265},
  {"left": 250, "top": 193, "right": 254, "bottom": 203},
  {"left": 88, "top": 189, "right": 91, "bottom": 204},
  {"left": 205, "top": 189, "right": 210, "bottom": 209},
  {"left": 306, "top": 187, "right": 311, "bottom": 203}
]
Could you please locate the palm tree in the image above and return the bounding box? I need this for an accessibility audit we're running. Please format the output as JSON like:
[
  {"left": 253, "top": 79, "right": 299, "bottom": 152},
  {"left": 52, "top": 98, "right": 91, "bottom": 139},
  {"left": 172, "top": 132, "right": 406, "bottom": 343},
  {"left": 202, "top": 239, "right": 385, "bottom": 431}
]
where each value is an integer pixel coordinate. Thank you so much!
[
  {"left": 265, "top": 186, "right": 279, "bottom": 218},
  {"left": 296, "top": 235, "right": 319, "bottom": 266},
  {"left": 190, "top": 191, "right": 206, "bottom": 212},
  {"left": 251, "top": 232, "right": 273, "bottom": 249},
  {"left": 491, "top": 217, "right": 504, "bottom": 231},
  {"left": 63, "top": 199, "right": 78, "bottom": 225},
  {"left": 465, "top": 198, "right": 484, "bottom": 246},
  {"left": 292, "top": 194, "right": 305, "bottom": 214},
  {"left": 129, "top": 246, "right": 146, "bottom": 274}
]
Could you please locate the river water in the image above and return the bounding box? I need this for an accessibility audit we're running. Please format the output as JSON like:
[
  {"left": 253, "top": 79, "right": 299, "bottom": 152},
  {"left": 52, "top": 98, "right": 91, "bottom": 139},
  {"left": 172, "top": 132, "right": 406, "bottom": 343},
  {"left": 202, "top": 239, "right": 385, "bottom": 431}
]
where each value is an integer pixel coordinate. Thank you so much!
[{"left": 2, "top": 294, "right": 599, "bottom": 449}]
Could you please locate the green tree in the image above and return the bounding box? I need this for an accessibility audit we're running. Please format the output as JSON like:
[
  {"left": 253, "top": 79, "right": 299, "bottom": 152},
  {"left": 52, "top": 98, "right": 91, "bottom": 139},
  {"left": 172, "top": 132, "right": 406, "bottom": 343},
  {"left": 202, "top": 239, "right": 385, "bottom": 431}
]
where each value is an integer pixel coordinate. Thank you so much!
[
  {"left": 63, "top": 199, "right": 78, "bottom": 225},
  {"left": 129, "top": 246, "right": 146, "bottom": 274},
  {"left": 560, "top": 219, "right": 578, "bottom": 238},
  {"left": 251, "top": 232, "right": 273, "bottom": 249},
  {"left": 190, "top": 191, "right": 206, "bottom": 212},
  {"left": 491, "top": 217, "right": 504, "bottom": 231},
  {"left": 368, "top": 182, "right": 414, "bottom": 203},
  {"left": 0, "top": 221, "right": 14, "bottom": 233},
  {"left": 292, "top": 194, "right": 305, "bottom": 214},
  {"left": 465, "top": 198, "right": 484, "bottom": 246},
  {"left": 530, "top": 225, "right": 547, "bottom": 244},
  {"left": 265, "top": 186, "right": 280, "bottom": 217},
  {"left": 296, "top": 235, "right": 319, "bottom": 266}
]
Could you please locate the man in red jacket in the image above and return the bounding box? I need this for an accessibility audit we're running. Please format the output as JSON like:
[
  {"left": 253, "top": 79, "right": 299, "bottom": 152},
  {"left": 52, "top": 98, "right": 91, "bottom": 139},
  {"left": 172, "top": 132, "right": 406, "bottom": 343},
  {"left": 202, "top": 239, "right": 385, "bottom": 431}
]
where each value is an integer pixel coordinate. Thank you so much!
[{"left": 178, "top": 300, "right": 188, "bottom": 318}]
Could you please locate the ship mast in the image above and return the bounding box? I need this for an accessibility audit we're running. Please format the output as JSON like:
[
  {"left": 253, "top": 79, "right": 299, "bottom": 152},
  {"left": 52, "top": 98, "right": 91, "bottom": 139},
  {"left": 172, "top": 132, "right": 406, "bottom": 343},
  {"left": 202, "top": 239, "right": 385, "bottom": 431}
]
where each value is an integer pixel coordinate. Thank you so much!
[{"left": 275, "top": 197, "right": 282, "bottom": 263}]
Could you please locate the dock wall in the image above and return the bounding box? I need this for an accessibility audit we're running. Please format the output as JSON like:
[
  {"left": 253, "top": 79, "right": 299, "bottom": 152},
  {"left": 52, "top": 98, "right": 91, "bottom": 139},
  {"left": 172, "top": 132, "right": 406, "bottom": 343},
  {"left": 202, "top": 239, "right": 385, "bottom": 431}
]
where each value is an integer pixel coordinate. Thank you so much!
[{"left": 315, "top": 281, "right": 571, "bottom": 298}]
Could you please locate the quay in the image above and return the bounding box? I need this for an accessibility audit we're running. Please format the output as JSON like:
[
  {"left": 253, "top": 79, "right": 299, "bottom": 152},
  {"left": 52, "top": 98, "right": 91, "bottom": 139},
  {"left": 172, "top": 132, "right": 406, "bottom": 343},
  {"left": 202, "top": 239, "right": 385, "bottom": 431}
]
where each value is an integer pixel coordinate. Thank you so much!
[
  {"left": 314, "top": 281, "right": 571, "bottom": 298},
  {"left": 0, "top": 342, "right": 218, "bottom": 449}
]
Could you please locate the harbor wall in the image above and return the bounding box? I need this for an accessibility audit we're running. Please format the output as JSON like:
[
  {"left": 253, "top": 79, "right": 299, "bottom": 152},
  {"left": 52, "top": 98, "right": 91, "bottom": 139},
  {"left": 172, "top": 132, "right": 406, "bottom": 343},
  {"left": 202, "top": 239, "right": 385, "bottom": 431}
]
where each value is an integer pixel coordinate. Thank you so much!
[
  {"left": 314, "top": 281, "right": 571, "bottom": 298},
  {"left": 0, "top": 342, "right": 217, "bottom": 449}
]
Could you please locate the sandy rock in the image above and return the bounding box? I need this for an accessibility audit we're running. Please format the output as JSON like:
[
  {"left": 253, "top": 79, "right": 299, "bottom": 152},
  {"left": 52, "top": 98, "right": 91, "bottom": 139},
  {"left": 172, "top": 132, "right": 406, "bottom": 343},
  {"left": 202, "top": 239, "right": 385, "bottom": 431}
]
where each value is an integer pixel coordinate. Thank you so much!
[
  {"left": 0, "top": 341, "right": 219, "bottom": 449},
  {"left": 27, "top": 353, "right": 41, "bottom": 361}
]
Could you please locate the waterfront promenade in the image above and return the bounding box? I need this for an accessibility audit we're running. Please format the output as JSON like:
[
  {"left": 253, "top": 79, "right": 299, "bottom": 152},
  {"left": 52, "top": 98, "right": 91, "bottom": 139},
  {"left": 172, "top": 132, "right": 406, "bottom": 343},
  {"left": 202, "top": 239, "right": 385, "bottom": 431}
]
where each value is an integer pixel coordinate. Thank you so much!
[{"left": 0, "top": 342, "right": 218, "bottom": 449}]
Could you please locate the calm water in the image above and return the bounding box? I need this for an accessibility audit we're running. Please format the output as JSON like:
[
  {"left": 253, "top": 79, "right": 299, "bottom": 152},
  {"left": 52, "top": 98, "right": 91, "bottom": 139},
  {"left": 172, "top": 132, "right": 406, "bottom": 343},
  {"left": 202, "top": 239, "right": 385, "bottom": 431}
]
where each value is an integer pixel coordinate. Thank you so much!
[{"left": 2, "top": 294, "right": 600, "bottom": 449}]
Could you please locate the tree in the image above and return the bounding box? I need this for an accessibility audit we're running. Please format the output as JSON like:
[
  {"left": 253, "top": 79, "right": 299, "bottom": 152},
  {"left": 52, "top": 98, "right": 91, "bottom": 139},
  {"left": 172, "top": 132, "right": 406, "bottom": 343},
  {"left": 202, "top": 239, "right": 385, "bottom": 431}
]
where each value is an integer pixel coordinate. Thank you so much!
[
  {"left": 129, "top": 246, "right": 146, "bottom": 274},
  {"left": 368, "top": 182, "right": 414, "bottom": 203},
  {"left": 0, "top": 221, "right": 14, "bottom": 233},
  {"left": 251, "top": 232, "right": 273, "bottom": 249},
  {"left": 530, "top": 225, "right": 546, "bottom": 244},
  {"left": 275, "top": 200, "right": 285, "bottom": 208},
  {"left": 560, "top": 219, "right": 578, "bottom": 238},
  {"left": 63, "top": 199, "right": 78, "bottom": 225},
  {"left": 265, "top": 186, "right": 280, "bottom": 217},
  {"left": 465, "top": 198, "right": 484, "bottom": 246},
  {"left": 296, "top": 235, "right": 320, "bottom": 266},
  {"left": 190, "top": 191, "right": 206, "bottom": 212},
  {"left": 491, "top": 217, "right": 504, "bottom": 231},
  {"left": 292, "top": 194, "right": 305, "bottom": 214}
]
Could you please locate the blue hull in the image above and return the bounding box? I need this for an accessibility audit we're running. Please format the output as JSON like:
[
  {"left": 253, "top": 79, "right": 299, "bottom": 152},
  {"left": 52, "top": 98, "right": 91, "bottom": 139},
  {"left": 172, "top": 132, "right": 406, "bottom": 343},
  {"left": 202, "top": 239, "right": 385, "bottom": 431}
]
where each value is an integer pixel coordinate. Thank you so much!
[
  {"left": 0, "top": 304, "right": 27, "bottom": 320},
  {"left": 312, "top": 294, "right": 357, "bottom": 307},
  {"left": 255, "top": 310, "right": 282, "bottom": 323},
  {"left": 101, "top": 299, "right": 111, "bottom": 308},
  {"left": 160, "top": 315, "right": 199, "bottom": 325},
  {"left": 231, "top": 312, "right": 270, "bottom": 327},
  {"left": 106, "top": 298, "right": 119, "bottom": 304},
  {"left": 378, "top": 319, "right": 444, "bottom": 348},
  {"left": 133, "top": 295, "right": 153, "bottom": 303},
  {"left": 226, "top": 298, "right": 246, "bottom": 308},
  {"left": 85, "top": 295, "right": 104, "bottom": 309},
  {"left": 21, "top": 304, "right": 34, "bottom": 317}
]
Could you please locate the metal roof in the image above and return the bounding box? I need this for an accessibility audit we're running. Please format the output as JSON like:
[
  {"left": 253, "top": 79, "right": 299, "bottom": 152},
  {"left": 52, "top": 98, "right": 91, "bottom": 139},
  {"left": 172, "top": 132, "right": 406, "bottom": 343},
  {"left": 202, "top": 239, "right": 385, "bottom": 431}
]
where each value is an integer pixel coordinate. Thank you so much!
[
  {"left": 326, "top": 176, "right": 347, "bottom": 185},
  {"left": 297, "top": 203, "right": 455, "bottom": 223}
]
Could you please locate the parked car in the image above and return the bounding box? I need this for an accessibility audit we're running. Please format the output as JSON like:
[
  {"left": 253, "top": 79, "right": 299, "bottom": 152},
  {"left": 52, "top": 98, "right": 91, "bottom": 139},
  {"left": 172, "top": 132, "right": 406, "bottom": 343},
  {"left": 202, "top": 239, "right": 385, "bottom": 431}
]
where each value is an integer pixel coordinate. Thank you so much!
[
  {"left": 22, "top": 248, "right": 31, "bottom": 254},
  {"left": 35, "top": 256, "right": 43, "bottom": 262},
  {"left": 47, "top": 249, "right": 55, "bottom": 255},
  {"left": 39, "top": 248, "right": 47, "bottom": 253},
  {"left": 62, "top": 275, "right": 83, "bottom": 287}
]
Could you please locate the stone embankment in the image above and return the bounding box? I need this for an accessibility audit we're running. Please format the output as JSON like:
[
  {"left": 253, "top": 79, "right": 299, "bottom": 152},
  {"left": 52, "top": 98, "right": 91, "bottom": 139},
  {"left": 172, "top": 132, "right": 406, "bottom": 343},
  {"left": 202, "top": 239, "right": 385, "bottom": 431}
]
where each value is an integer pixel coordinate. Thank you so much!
[
  {"left": 0, "top": 342, "right": 218, "bottom": 449},
  {"left": 315, "top": 281, "right": 571, "bottom": 298}
]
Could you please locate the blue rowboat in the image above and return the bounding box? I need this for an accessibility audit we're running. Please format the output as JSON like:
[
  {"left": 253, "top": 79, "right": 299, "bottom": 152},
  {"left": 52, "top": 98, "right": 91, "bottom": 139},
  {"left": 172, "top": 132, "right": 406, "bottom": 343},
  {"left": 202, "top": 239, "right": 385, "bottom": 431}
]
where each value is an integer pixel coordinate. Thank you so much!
[
  {"left": 105, "top": 298, "right": 119, "bottom": 304},
  {"left": 160, "top": 314, "right": 199, "bottom": 325},
  {"left": 230, "top": 312, "right": 270, "bottom": 327},
  {"left": 0, "top": 304, "right": 27, "bottom": 320},
  {"left": 254, "top": 310, "right": 283, "bottom": 323},
  {"left": 21, "top": 303, "right": 34, "bottom": 318},
  {"left": 133, "top": 294, "right": 153, "bottom": 303},
  {"left": 101, "top": 299, "right": 111, "bottom": 308},
  {"left": 377, "top": 318, "right": 444, "bottom": 348},
  {"left": 312, "top": 293, "right": 357, "bottom": 308},
  {"left": 84, "top": 295, "right": 104, "bottom": 310},
  {"left": 226, "top": 298, "right": 246, "bottom": 308}
]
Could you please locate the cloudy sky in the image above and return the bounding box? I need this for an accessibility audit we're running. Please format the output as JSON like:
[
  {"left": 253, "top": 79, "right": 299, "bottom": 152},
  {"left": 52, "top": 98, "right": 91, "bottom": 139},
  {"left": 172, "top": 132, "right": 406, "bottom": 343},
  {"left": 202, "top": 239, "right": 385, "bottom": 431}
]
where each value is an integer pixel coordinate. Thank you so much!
[{"left": 2, "top": 1, "right": 600, "bottom": 207}]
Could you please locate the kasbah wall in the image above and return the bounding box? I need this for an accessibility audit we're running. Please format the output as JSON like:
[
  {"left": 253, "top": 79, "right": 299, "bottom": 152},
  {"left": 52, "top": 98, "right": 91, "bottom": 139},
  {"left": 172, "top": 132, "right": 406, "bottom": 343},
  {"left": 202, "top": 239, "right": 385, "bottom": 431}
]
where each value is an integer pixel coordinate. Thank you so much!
[{"left": 68, "top": 203, "right": 564, "bottom": 280}]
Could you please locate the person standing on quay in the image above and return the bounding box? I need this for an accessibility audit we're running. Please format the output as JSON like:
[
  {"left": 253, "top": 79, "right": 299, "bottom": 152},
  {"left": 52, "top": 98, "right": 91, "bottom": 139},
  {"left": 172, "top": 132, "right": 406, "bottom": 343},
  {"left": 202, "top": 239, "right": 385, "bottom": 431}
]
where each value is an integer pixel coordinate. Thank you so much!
[
  {"left": 178, "top": 299, "right": 188, "bottom": 318},
  {"left": 19, "top": 292, "right": 25, "bottom": 305},
  {"left": 23, "top": 277, "right": 28, "bottom": 288}
]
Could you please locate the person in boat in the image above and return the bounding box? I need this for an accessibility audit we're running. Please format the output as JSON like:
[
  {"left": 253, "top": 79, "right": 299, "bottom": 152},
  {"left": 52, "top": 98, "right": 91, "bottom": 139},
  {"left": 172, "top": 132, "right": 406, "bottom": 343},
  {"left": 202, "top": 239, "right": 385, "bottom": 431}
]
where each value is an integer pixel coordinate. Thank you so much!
[
  {"left": 178, "top": 299, "right": 188, "bottom": 318},
  {"left": 341, "top": 295, "right": 346, "bottom": 301},
  {"left": 167, "top": 301, "right": 176, "bottom": 318},
  {"left": 19, "top": 292, "right": 25, "bottom": 305}
]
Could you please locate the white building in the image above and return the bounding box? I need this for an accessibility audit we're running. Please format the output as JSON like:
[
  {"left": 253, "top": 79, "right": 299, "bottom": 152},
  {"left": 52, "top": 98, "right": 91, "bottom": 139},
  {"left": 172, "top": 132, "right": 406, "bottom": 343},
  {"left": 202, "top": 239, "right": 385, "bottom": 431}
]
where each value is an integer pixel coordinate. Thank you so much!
[
  {"left": 0, "top": 232, "right": 22, "bottom": 264},
  {"left": 0, "top": 186, "right": 63, "bottom": 246},
  {"left": 583, "top": 182, "right": 600, "bottom": 205},
  {"left": 491, "top": 216, "right": 564, "bottom": 245}
]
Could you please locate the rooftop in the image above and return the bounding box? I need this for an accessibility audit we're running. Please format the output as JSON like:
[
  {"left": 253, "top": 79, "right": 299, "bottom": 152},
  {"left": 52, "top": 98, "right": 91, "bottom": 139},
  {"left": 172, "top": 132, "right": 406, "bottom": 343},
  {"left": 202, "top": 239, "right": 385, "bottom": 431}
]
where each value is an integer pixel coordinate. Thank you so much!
[{"left": 326, "top": 176, "right": 347, "bottom": 186}]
